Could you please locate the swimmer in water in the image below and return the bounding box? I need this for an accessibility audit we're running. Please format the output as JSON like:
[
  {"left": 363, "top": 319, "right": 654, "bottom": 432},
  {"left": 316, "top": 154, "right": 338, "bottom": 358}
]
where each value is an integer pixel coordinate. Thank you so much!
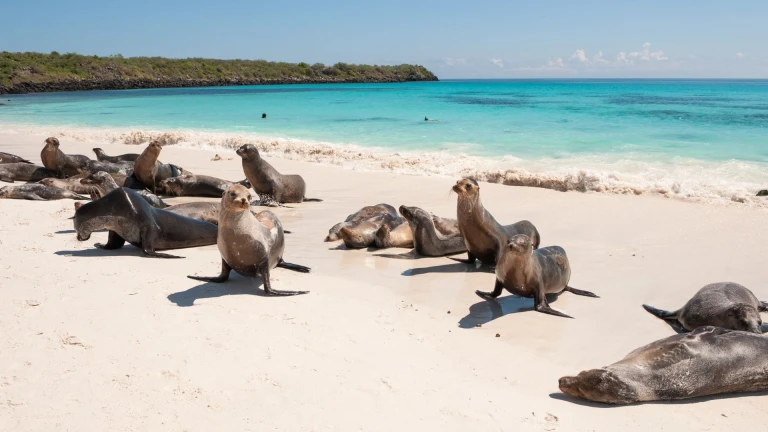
[{"left": 262, "top": 113, "right": 267, "bottom": 119}]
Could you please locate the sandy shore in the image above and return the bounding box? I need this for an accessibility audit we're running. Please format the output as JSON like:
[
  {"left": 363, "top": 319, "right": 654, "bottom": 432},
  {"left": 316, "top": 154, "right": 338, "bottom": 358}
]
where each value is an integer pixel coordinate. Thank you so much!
[{"left": 1, "top": 131, "right": 767, "bottom": 431}]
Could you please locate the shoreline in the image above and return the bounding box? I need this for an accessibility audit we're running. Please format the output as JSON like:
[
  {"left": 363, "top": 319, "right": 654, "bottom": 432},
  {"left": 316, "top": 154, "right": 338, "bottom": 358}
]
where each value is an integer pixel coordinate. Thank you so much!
[{"left": 2, "top": 122, "right": 767, "bottom": 209}]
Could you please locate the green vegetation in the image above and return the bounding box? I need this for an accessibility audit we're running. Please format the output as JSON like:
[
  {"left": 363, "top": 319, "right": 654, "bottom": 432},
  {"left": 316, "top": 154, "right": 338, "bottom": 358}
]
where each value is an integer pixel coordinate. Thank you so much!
[{"left": 0, "top": 52, "right": 438, "bottom": 94}]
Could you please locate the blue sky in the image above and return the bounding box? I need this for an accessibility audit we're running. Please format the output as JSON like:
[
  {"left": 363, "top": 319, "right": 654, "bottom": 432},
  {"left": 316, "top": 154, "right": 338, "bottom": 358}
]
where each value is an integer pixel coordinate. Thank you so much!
[{"left": 1, "top": 0, "right": 766, "bottom": 78}]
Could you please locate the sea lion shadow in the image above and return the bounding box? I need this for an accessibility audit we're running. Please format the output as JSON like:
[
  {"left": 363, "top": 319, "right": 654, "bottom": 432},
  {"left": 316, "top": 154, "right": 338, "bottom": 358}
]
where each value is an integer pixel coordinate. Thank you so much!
[
  {"left": 54, "top": 246, "right": 145, "bottom": 258},
  {"left": 458, "top": 293, "right": 562, "bottom": 328},
  {"left": 402, "top": 262, "right": 493, "bottom": 276},
  {"left": 548, "top": 390, "right": 768, "bottom": 407},
  {"left": 374, "top": 251, "right": 419, "bottom": 260},
  {"left": 168, "top": 276, "right": 270, "bottom": 307},
  {"left": 55, "top": 229, "right": 76, "bottom": 234}
]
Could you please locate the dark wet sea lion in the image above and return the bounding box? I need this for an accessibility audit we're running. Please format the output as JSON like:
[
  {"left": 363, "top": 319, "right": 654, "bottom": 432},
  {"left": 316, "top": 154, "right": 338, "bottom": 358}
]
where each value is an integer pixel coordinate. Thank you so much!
[
  {"left": 374, "top": 217, "right": 413, "bottom": 249},
  {"left": 133, "top": 141, "right": 182, "bottom": 193},
  {"left": 79, "top": 159, "right": 134, "bottom": 177},
  {"left": 40, "top": 137, "right": 90, "bottom": 178},
  {"left": 559, "top": 326, "right": 768, "bottom": 404},
  {"left": 0, "top": 163, "right": 57, "bottom": 183},
  {"left": 73, "top": 188, "right": 218, "bottom": 258},
  {"left": 93, "top": 148, "right": 140, "bottom": 163},
  {"left": 159, "top": 174, "right": 247, "bottom": 198},
  {"left": 340, "top": 214, "right": 391, "bottom": 249},
  {"left": 0, "top": 152, "right": 32, "bottom": 164},
  {"left": 39, "top": 176, "right": 95, "bottom": 195},
  {"left": 453, "top": 178, "right": 540, "bottom": 266},
  {"left": 325, "top": 203, "right": 398, "bottom": 242},
  {"left": 81, "top": 171, "right": 168, "bottom": 208},
  {"left": 0, "top": 184, "right": 89, "bottom": 201},
  {"left": 643, "top": 282, "right": 766, "bottom": 333},
  {"left": 236, "top": 144, "right": 321, "bottom": 205},
  {"left": 399, "top": 205, "right": 466, "bottom": 257},
  {"left": 476, "top": 234, "right": 598, "bottom": 318},
  {"left": 188, "top": 184, "right": 310, "bottom": 296}
]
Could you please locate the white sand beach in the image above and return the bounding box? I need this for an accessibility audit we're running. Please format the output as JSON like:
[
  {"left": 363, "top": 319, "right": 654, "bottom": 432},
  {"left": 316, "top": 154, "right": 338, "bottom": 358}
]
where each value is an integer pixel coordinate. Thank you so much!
[{"left": 1, "top": 131, "right": 767, "bottom": 431}]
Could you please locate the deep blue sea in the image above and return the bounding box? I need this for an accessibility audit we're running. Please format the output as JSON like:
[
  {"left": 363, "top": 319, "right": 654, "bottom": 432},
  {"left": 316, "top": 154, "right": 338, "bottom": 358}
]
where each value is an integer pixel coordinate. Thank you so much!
[{"left": 2, "top": 79, "right": 767, "bottom": 203}]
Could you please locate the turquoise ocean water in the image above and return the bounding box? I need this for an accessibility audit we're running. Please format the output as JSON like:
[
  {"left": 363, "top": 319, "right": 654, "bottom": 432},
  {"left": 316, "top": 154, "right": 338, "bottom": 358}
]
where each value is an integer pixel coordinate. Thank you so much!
[{"left": 1, "top": 80, "right": 767, "bottom": 204}]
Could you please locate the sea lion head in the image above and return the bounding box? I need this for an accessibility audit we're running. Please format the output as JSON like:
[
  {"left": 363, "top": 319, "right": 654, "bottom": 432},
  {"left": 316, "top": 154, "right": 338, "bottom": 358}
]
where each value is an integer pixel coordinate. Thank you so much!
[
  {"left": 158, "top": 176, "right": 185, "bottom": 196},
  {"left": 80, "top": 171, "right": 111, "bottom": 185},
  {"left": 559, "top": 369, "right": 639, "bottom": 404},
  {"left": 38, "top": 178, "right": 56, "bottom": 187},
  {"left": 0, "top": 186, "right": 9, "bottom": 198},
  {"left": 507, "top": 234, "right": 534, "bottom": 254},
  {"left": 452, "top": 178, "right": 479, "bottom": 199},
  {"left": 147, "top": 140, "right": 163, "bottom": 155},
  {"left": 726, "top": 304, "right": 762, "bottom": 334},
  {"left": 222, "top": 184, "right": 252, "bottom": 211},
  {"left": 44, "top": 137, "right": 60, "bottom": 150},
  {"left": 236, "top": 144, "right": 260, "bottom": 161},
  {"left": 93, "top": 148, "right": 105, "bottom": 155},
  {"left": 399, "top": 205, "right": 429, "bottom": 223}
]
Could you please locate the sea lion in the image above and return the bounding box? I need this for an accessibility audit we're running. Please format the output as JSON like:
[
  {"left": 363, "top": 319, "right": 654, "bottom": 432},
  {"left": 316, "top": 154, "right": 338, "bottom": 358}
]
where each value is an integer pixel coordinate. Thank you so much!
[
  {"left": 453, "top": 178, "right": 540, "bottom": 266},
  {"left": 236, "top": 144, "right": 321, "bottom": 206},
  {"left": 325, "top": 203, "right": 398, "bottom": 242},
  {"left": 80, "top": 171, "right": 169, "bottom": 208},
  {"left": 374, "top": 218, "right": 413, "bottom": 249},
  {"left": 476, "top": 234, "right": 598, "bottom": 318},
  {"left": 0, "top": 184, "right": 89, "bottom": 201},
  {"left": 0, "top": 151, "right": 32, "bottom": 164},
  {"left": 159, "top": 174, "right": 247, "bottom": 198},
  {"left": 133, "top": 141, "right": 182, "bottom": 193},
  {"left": 38, "top": 176, "right": 95, "bottom": 195},
  {"left": 79, "top": 159, "right": 134, "bottom": 177},
  {"left": 93, "top": 148, "right": 140, "bottom": 163},
  {"left": 187, "top": 184, "right": 310, "bottom": 296},
  {"left": 40, "top": 137, "right": 90, "bottom": 178},
  {"left": 758, "top": 190, "right": 768, "bottom": 197},
  {"left": 643, "top": 282, "right": 766, "bottom": 333},
  {"left": 339, "top": 214, "right": 391, "bottom": 249},
  {"left": 399, "top": 205, "right": 466, "bottom": 257},
  {"left": 558, "top": 326, "right": 768, "bottom": 404},
  {"left": 0, "top": 163, "right": 57, "bottom": 183},
  {"left": 164, "top": 202, "right": 221, "bottom": 225},
  {"left": 73, "top": 187, "right": 218, "bottom": 258}
]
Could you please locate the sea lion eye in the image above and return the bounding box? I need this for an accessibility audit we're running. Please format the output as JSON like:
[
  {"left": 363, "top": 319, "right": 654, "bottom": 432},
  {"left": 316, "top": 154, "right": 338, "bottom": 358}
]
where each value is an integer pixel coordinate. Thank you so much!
[
  {"left": 464, "top": 184, "right": 472, "bottom": 190},
  {"left": 229, "top": 192, "right": 236, "bottom": 197}
]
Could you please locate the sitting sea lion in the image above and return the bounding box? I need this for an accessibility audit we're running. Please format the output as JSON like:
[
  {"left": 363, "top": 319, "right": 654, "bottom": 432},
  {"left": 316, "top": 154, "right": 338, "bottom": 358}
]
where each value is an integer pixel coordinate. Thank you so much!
[
  {"left": 374, "top": 218, "right": 413, "bottom": 249},
  {"left": 39, "top": 176, "right": 95, "bottom": 195},
  {"left": 236, "top": 144, "right": 321, "bottom": 206},
  {"left": 188, "top": 184, "right": 310, "bottom": 296},
  {"left": 0, "top": 151, "right": 32, "bottom": 164},
  {"left": 159, "top": 174, "right": 248, "bottom": 198},
  {"left": 93, "top": 148, "right": 140, "bottom": 163},
  {"left": 453, "top": 178, "right": 540, "bottom": 266},
  {"left": 559, "top": 326, "right": 768, "bottom": 404},
  {"left": 133, "top": 141, "right": 183, "bottom": 193},
  {"left": 339, "top": 214, "right": 391, "bottom": 249},
  {"left": 40, "top": 137, "right": 90, "bottom": 178},
  {"left": 73, "top": 188, "right": 217, "bottom": 258},
  {"left": 325, "top": 203, "right": 398, "bottom": 242},
  {"left": 81, "top": 171, "right": 168, "bottom": 208},
  {"left": 476, "top": 234, "right": 598, "bottom": 318},
  {"left": 0, "top": 163, "right": 57, "bottom": 183},
  {"left": 0, "top": 184, "right": 89, "bottom": 201},
  {"left": 643, "top": 282, "right": 766, "bottom": 333},
  {"left": 399, "top": 205, "right": 466, "bottom": 257}
]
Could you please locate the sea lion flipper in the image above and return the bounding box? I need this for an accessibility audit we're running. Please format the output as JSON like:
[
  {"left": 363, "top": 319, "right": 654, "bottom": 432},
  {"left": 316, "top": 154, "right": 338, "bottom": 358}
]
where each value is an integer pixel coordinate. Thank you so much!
[
  {"left": 642, "top": 304, "right": 678, "bottom": 320},
  {"left": 450, "top": 252, "right": 477, "bottom": 265},
  {"left": 277, "top": 260, "right": 311, "bottom": 273},
  {"left": 535, "top": 291, "right": 573, "bottom": 319},
  {"left": 188, "top": 259, "right": 232, "bottom": 283},
  {"left": 261, "top": 268, "right": 309, "bottom": 296},
  {"left": 0, "top": 176, "right": 13, "bottom": 183},
  {"left": 476, "top": 279, "right": 504, "bottom": 301},
  {"left": 144, "top": 250, "right": 184, "bottom": 259},
  {"left": 564, "top": 286, "right": 599, "bottom": 298},
  {"left": 95, "top": 231, "right": 126, "bottom": 250},
  {"left": 302, "top": 197, "right": 323, "bottom": 202},
  {"left": 24, "top": 193, "right": 46, "bottom": 201}
]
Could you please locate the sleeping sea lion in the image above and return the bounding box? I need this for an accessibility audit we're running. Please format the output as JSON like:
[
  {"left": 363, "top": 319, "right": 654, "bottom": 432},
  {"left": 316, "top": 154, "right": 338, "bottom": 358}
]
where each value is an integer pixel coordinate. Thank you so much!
[
  {"left": 0, "top": 152, "right": 32, "bottom": 164},
  {"left": 0, "top": 184, "right": 89, "bottom": 201},
  {"left": 0, "top": 163, "right": 57, "bottom": 183},
  {"left": 93, "top": 148, "right": 140, "bottom": 163},
  {"left": 325, "top": 204, "right": 398, "bottom": 242}
]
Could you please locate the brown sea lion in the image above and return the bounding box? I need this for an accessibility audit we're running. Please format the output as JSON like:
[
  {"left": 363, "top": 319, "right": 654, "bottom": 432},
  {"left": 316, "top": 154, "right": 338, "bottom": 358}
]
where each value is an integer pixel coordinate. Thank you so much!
[
  {"left": 399, "top": 205, "right": 466, "bottom": 257},
  {"left": 159, "top": 174, "right": 248, "bottom": 198},
  {"left": 236, "top": 144, "right": 321, "bottom": 206},
  {"left": 643, "top": 282, "right": 766, "bottom": 333},
  {"left": 325, "top": 203, "right": 398, "bottom": 242},
  {"left": 374, "top": 218, "right": 413, "bottom": 249},
  {"left": 559, "top": 326, "right": 768, "bottom": 404},
  {"left": 133, "top": 141, "right": 182, "bottom": 193},
  {"left": 0, "top": 151, "right": 32, "bottom": 164},
  {"left": 38, "top": 176, "right": 95, "bottom": 195},
  {"left": 40, "top": 137, "right": 90, "bottom": 178},
  {"left": 93, "top": 148, "right": 140, "bottom": 163},
  {"left": 188, "top": 184, "right": 310, "bottom": 296},
  {"left": 452, "top": 178, "right": 540, "bottom": 266},
  {"left": 81, "top": 171, "right": 168, "bottom": 208},
  {"left": 0, "top": 163, "right": 57, "bottom": 183},
  {"left": 73, "top": 188, "right": 217, "bottom": 258},
  {"left": 164, "top": 201, "right": 221, "bottom": 225},
  {"left": 0, "top": 184, "right": 89, "bottom": 201},
  {"left": 339, "top": 214, "right": 391, "bottom": 249},
  {"left": 476, "top": 234, "right": 598, "bottom": 318}
]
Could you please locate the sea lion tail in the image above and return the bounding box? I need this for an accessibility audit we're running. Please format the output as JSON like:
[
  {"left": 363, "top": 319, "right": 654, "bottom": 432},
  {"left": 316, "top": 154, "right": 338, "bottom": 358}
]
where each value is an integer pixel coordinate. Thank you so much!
[
  {"left": 641, "top": 304, "right": 677, "bottom": 320},
  {"left": 302, "top": 197, "right": 323, "bottom": 202}
]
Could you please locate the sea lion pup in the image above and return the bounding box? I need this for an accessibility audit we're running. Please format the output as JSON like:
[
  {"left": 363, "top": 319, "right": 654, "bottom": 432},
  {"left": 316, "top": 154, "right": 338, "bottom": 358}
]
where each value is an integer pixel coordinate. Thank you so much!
[
  {"left": 559, "top": 326, "right": 768, "bottom": 404},
  {"left": 81, "top": 171, "right": 169, "bottom": 208},
  {"left": 642, "top": 282, "right": 766, "bottom": 333},
  {"left": 476, "top": 234, "right": 598, "bottom": 318},
  {"left": 38, "top": 176, "right": 95, "bottom": 195},
  {"left": 325, "top": 203, "right": 398, "bottom": 242},
  {"left": 0, "top": 163, "right": 57, "bottom": 183},
  {"left": 133, "top": 141, "right": 183, "bottom": 193},
  {"left": 374, "top": 217, "right": 414, "bottom": 249},
  {"left": 0, "top": 151, "right": 32, "bottom": 164},
  {"left": 0, "top": 184, "right": 89, "bottom": 201},
  {"left": 187, "top": 184, "right": 310, "bottom": 296},
  {"left": 40, "top": 137, "right": 91, "bottom": 178},
  {"left": 159, "top": 174, "right": 248, "bottom": 198},
  {"left": 339, "top": 214, "right": 391, "bottom": 249},
  {"left": 73, "top": 188, "right": 217, "bottom": 258},
  {"left": 92, "top": 148, "right": 140, "bottom": 163},
  {"left": 399, "top": 205, "right": 467, "bottom": 257},
  {"left": 452, "top": 178, "right": 540, "bottom": 266},
  {"left": 236, "top": 144, "right": 322, "bottom": 206}
]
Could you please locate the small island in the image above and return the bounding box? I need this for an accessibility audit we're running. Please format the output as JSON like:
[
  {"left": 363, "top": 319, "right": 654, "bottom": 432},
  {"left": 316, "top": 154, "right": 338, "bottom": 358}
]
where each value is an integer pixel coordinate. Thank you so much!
[{"left": 0, "top": 52, "right": 438, "bottom": 94}]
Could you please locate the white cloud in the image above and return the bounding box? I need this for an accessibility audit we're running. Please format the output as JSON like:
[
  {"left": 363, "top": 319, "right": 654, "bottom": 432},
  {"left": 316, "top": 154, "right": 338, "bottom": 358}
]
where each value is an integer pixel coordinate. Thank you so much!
[
  {"left": 547, "top": 57, "right": 565, "bottom": 68},
  {"left": 490, "top": 58, "right": 504, "bottom": 68},
  {"left": 593, "top": 51, "right": 609, "bottom": 64},
  {"left": 571, "top": 49, "right": 588, "bottom": 63},
  {"left": 442, "top": 57, "right": 467, "bottom": 67},
  {"left": 736, "top": 52, "right": 744, "bottom": 59}
]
